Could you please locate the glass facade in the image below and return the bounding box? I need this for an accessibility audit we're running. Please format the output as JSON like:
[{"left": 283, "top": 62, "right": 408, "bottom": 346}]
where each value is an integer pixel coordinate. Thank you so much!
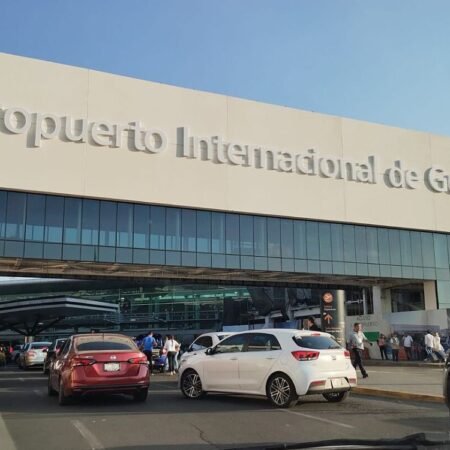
[
  {"left": 0, "top": 279, "right": 371, "bottom": 335},
  {"left": 1, "top": 189, "right": 449, "bottom": 308}
]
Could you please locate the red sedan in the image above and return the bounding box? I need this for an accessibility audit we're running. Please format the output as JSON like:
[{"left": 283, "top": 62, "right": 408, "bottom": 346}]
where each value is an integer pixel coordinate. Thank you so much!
[{"left": 48, "top": 333, "right": 150, "bottom": 405}]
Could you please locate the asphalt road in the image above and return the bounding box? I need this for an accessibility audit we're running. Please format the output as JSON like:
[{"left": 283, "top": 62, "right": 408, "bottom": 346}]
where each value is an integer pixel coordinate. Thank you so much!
[{"left": 0, "top": 367, "right": 449, "bottom": 450}]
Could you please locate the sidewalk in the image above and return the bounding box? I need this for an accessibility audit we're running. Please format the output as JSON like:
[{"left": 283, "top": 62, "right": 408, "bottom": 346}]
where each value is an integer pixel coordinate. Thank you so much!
[{"left": 352, "top": 362, "right": 446, "bottom": 403}]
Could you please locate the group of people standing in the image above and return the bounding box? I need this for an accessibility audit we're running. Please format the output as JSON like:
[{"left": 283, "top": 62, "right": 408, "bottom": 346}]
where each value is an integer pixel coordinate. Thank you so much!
[
  {"left": 137, "top": 331, "right": 181, "bottom": 375},
  {"left": 377, "top": 330, "right": 447, "bottom": 362}
]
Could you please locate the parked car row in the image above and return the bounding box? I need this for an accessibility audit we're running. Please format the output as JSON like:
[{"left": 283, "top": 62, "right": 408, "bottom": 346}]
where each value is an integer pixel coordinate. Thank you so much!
[{"left": 11, "top": 328, "right": 359, "bottom": 409}]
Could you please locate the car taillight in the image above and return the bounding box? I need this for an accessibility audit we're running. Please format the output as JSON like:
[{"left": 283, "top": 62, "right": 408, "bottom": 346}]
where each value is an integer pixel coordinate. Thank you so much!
[
  {"left": 344, "top": 350, "right": 350, "bottom": 359},
  {"left": 348, "top": 378, "right": 357, "bottom": 385},
  {"left": 128, "top": 356, "right": 149, "bottom": 365},
  {"left": 291, "top": 350, "right": 320, "bottom": 361},
  {"left": 27, "top": 351, "right": 36, "bottom": 357},
  {"left": 71, "top": 357, "right": 96, "bottom": 367}
]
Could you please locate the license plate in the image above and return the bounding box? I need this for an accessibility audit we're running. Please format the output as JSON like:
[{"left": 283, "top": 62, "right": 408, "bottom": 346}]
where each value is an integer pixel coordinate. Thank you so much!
[
  {"left": 331, "top": 378, "right": 348, "bottom": 388},
  {"left": 104, "top": 363, "right": 120, "bottom": 372}
]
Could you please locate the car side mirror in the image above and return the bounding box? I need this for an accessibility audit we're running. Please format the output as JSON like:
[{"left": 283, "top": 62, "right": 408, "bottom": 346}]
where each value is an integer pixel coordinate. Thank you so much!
[
  {"left": 42, "top": 348, "right": 48, "bottom": 353},
  {"left": 188, "top": 345, "right": 193, "bottom": 352},
  {"left": 205, "top": 347, "right": 215, "bottom": 356}
]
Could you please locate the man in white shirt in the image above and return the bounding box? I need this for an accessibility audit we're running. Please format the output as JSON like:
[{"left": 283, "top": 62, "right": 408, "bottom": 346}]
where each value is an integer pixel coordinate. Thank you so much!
[
  {"left": 403, "top": 334, "right": 413, "bottom": 361},
  {"left": 424, "top": 330, "right": 434, "bottom": 361},
  {"left": 349, "top": 322, "right": 372, "bottom": 378}
]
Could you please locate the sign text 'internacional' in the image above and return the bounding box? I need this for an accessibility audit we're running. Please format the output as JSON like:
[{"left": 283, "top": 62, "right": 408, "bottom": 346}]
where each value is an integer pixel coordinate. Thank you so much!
[{"left": 2, "top": 105, "right": 450, "bottom": 194}]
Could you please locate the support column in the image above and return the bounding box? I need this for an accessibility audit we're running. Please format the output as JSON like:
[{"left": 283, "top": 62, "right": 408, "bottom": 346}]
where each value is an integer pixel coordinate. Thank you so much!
[
  {"left": 424, "top": 281, "right": 438, "bottom": 311},
  {"left": 372, "top": 286, "right": 382, "bottom": 315}
]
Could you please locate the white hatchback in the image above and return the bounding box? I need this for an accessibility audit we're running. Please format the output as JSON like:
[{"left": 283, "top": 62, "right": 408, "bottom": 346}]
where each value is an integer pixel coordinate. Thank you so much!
[{"left": 179, "top": 329, "right": 357, "bottom": 408}]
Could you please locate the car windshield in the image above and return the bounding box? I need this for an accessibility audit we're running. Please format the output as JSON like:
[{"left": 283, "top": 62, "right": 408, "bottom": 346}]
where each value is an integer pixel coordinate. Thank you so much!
[
  {"left": 74, "top": 336, "right": 136, "bottom": 352},
  {"left": 293, "top": 335, "right": 342, "bottom": 350}
]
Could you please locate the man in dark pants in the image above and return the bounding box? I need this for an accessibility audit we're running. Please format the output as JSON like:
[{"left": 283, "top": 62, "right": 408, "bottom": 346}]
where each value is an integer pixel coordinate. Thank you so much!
[
  {"left": 142, "top": 331, "right": 155, "bottom": 375},
  {"left": 349, "top": 322, "right": 372, "bottom": 379}
]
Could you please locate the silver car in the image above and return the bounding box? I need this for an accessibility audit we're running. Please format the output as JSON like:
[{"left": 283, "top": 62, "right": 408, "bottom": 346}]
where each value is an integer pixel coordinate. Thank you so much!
[{"left": 19, "top": 342, "right": 52, "bottom": 369}]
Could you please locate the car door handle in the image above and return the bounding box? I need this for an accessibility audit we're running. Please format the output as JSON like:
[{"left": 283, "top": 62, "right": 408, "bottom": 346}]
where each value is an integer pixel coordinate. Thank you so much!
[
  {"left": 230, "top": 357, "right": 238, "bottom": 361},
  {"left": 265, "top": 357, "right": 275, "bottom": 360}
]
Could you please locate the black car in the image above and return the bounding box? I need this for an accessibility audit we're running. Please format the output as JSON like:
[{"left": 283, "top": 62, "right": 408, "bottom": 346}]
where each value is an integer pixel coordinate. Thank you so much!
[{"left": 43, "top": 338, "right": 66, "bottom": 374}]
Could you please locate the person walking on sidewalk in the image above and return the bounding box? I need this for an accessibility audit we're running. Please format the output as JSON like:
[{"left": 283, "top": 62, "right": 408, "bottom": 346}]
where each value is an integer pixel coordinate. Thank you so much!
[
  {"left": 403, "top": 333, "right": 413, "bottom": 360},
  {"left": 349, "top": 322, "right": 372, "bottom": 378},
  {"left": 433, "top": 332, "right": 446, "bottom": 362},
  {"left": 424, "top": 330, "right": 435, "bottom": 361},
  {"left": 390, "top": 333, "right": 400, "bottom": 362}
]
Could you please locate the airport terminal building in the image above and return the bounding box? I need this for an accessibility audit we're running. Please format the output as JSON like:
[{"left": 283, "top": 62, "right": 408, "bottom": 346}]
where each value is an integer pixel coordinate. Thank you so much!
[{"left": 0, "top": 52, "right": 450, "bottom": 344}]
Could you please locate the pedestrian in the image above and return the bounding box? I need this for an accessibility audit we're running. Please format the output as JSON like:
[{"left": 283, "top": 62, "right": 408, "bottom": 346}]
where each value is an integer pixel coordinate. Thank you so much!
[
  {"left": 142, "top": 331, "right": 155, "bottom": 375},
  {"left": 424, "top": 330, "right": 434, "bottom": 361},
  {"left": 403, "top": 333, "right": 413, "bottom": 360},
  {"left": 349, "top": 322, "right": 372, "bottom": 379},
  {"left": 164, "top": 335, "right": 180, "bottom": 375},
  {"left": 390, "top": 333, "right": 400, "bottom": 362},
  {"left": 307, "top": 316, "right": 321, "bottom": 332},
  {"left": 433, "top": 332, "right": 446, "bottom": 362},
  {"left": 377, "top": 334, "right": 388, "bottom": 360}
]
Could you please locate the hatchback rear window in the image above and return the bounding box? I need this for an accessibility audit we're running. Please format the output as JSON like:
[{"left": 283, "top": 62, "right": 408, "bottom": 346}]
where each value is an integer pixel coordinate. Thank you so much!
[
  {"left": 293, "top": 335, "right": 341, "bottom": 350},
  {"left": 75, "top": 336, "right": 136, "bottom": 352},
  {"left": 30, "top": 343, "right": 51, "bottom": 350}
]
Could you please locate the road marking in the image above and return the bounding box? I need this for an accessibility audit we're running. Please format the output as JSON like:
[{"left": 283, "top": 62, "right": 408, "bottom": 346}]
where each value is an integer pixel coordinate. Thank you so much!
[
  {"left": 18, "top": 378, "right": 24, "bottom": 382},
  {"left": 71, "top": 420, "right": 104, "bottom": 450},
  {"left": 0, "top": 413, "right": 17, "bottom": 450},
  {"left": 280, "top": 409, "right": 355, "bottom": 429},
  {"left": 33, "top": 389, "right": 44, "bottom": 397}
]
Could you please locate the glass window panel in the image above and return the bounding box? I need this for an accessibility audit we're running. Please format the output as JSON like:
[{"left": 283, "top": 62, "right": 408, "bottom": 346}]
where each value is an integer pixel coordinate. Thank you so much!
[
  {"left": 366, "top": 227, "right": 378, "bottom": 264},
  {"left": 63, "top": 198, "right": 82, "bottom": 244},
  {"left": 240, "top": 215, "right": 253, "bottom": 256},
  {"left": 196, "top": 211, "right": 211, "bottom": 253},
  {"left": 24, "top": 242, "right": 43, "bottom": 258},
  {"left": 182, "top": 209, "right": 196, "bottom": 252},
  {"left": 434, "top": 234, "right": 448, "bottom": 268},
  {"left": 117, "top": 203, "right": 133, "bottom": 248},
  {"left": 0, "top": 191, "right": 6, "bottom": 238},
  {"left": 377, "top": 229, "right": 390, "bottom": 265},
  {"left": 81, "top": 199, "right": 99, "bottom": 245},
  {"left": 254, "top": 216, "right": 267, "bottom": 257},
  {"left": 306, "top": 221, "right": 319, "bottom": 260},
  {"left": 343, "top": 225, "right": 355, "bottom": 262},
  {"left": 25, "top": 194, "right": 45, "bottom": 241},
  {"left": 399, "top": 231, "right": 412, "bottom": 266},
  {"left": 5, "top": 192, "right": 26, "bottom": 239},
  {"left": 44, "top": 243, "right": 62, "bottom": 259},
  {"left": 150, "top": 206, "right": 165, "bottom": 250},
  {"left": 281, "top": 219, "right": 294, "bottom": 258},
  {"left": 211, "top": 212, "right": 225, "bottom": 254},
  {"left": 421, "top": 232, "right": 434, "bottom": 267},
  {"left": 99, "top": 201, "right": 117, "bottom": 247},
  {"left": 294, "top": 220, "right": 306, "bottom": 259},
  {"left": 355, "top": 226, "right": 367, "bottom": 263},
  {"left": 331, "top": 224, "right": 344, "bottom": 261},
  {"left": 166, "top": 208, "right": 181, "bottom": 251},
  {"left": 388, "top": 229, "right": 401, "bottom": 265},
  {"left": 267, "top": 218, "right": 281, "bottom": 257},
  {"left": 226, "top": 214, "right": 240, "bottom": 254},
  {"left": 318, "top": 222, "right": 331, "bottom": 260},
  {"left": 44, "top": 196, "right": 64, "bottom": 243},
  {"left": 132, "top": 204, "right": 149, "bottom": 249},
  {"left": 411, "top": 231, "right": 423, "bottom": 267}
]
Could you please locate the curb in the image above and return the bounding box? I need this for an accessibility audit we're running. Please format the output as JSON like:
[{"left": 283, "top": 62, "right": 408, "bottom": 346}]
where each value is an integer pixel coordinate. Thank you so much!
[
  {"left": 364, "top": 361, "right": 445, "bottom": 368},
  {"left": 352, "top": 386, "right": 445, "bottom": 403}
]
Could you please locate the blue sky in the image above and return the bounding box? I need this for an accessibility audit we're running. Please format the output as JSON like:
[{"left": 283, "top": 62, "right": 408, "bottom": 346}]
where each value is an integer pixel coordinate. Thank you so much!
[{"left": 1, "top": 1, "right": 450, "bottom": 136}]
